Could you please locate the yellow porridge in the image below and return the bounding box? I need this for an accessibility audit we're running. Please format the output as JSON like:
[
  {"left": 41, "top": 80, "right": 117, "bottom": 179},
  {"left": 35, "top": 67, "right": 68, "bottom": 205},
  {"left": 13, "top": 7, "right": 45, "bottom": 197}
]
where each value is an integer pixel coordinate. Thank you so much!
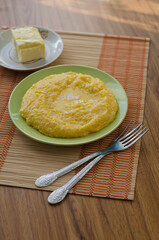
[{"left": 20, "top": 72, "right": 118, "bottom": 138}]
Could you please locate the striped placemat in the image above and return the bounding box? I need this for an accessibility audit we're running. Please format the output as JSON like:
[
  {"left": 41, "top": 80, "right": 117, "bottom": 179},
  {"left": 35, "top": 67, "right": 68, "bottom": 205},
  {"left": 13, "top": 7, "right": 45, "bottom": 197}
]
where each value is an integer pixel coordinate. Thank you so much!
[{"left": 0, "top": 30, "right": 150, "bottom": 200}]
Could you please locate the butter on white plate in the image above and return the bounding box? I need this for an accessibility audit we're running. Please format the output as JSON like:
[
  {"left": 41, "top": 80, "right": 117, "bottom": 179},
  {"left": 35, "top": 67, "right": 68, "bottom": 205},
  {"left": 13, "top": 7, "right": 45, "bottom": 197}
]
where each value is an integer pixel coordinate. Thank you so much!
[{"left": 11, "top": 26, "right": 45, "bottom": 63}]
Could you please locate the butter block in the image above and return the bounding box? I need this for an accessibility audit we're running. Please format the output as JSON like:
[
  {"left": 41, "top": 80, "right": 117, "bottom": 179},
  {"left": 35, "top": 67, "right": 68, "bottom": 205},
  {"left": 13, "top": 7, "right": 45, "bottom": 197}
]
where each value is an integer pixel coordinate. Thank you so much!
[{"left": 11, "top": 27, "right": 45, "bottom": 62}]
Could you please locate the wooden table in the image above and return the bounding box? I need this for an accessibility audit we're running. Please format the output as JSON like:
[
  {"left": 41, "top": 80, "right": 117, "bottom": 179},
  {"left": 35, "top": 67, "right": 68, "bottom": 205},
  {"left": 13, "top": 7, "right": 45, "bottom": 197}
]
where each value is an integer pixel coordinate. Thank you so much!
[{"left": 0, "top": 0, "right": 159, "bottom": 239}]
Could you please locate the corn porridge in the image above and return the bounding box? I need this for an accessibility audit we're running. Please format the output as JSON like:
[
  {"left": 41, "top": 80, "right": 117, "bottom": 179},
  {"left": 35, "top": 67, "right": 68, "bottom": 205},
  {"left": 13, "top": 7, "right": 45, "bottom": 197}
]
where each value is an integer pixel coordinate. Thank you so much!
[{"left": 20, "top": 72, "right": 118, "bottom": 138}]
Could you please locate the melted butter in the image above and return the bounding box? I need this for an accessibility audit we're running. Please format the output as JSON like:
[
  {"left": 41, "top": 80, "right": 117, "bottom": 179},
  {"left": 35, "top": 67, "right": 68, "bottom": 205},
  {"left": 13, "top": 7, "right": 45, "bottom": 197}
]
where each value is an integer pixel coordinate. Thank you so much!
[{"left": 53, "top": 87, "right": 90, "bottom": 112}]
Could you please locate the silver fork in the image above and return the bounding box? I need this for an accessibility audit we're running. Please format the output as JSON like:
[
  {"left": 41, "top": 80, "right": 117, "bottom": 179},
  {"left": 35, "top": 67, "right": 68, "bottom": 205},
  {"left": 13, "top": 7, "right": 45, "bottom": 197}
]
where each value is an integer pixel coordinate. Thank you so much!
[{"left": 35, "top": 121, "right": 148, "bottom": 204}]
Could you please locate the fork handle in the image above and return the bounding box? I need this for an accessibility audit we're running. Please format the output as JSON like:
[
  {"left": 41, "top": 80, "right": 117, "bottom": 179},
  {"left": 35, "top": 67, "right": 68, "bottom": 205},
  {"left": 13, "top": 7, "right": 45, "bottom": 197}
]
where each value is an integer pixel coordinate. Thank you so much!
[
  {"left": 35, "top": 152, "right": 99, "bottom": 187},
  {"left": 48, "top": 152, "right": 110, "bottom": 204}
]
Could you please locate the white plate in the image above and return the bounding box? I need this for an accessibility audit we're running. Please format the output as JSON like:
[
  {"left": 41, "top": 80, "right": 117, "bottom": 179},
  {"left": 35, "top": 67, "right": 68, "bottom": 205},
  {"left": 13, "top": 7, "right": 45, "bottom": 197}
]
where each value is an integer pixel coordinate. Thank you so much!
[{"left": 0, "top": 26, "right": 63, "bottom": 71}]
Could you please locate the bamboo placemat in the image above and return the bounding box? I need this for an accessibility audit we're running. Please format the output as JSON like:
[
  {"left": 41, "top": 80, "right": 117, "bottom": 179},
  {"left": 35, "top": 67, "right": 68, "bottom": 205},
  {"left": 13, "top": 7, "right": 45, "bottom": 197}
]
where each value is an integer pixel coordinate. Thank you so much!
[{"left": 0, "top": 30, "right": 150, "bottom": 200}]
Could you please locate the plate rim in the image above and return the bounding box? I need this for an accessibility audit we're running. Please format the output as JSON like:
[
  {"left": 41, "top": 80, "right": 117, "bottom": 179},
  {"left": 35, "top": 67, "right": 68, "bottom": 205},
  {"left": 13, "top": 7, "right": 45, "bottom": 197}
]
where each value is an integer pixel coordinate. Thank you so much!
[
  {"left": 0, "top": 25, "right": 64, "bottom": 71},
  {"left": 8, "top": 64, "right": 128, "bottom": 146}
]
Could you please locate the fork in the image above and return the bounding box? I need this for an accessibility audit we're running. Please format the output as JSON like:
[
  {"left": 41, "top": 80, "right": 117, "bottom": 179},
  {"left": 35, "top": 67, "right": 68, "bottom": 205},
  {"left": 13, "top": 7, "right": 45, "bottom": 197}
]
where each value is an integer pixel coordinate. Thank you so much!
[{"left": 35, "top": 121, "right": 148, "bottom": 204}]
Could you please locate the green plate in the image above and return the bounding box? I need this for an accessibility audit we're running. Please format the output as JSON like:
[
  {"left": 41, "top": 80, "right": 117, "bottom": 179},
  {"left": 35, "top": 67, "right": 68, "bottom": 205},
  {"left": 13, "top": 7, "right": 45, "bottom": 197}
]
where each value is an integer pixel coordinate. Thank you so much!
[{"left": 8, "top": 65, "right": 128, "bottom": 146}]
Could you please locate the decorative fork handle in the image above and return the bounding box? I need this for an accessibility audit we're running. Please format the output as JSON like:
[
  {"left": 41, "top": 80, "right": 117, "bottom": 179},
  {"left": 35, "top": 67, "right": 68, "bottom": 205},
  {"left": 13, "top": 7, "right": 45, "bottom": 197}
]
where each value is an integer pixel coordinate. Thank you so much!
[
  {"left": 35, "top": 152, "right": 100, "bottom": 187},
  {"left": 48, "top": 152, "right": 111, "bottom": 204}
]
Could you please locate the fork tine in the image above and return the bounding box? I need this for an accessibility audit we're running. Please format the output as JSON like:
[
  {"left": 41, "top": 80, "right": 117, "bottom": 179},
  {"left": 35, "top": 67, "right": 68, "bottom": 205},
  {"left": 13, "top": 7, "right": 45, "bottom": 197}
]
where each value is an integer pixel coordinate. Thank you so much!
[
  {"left": 122, "top": 128, "right": 148, "bottom": 148},
  {"left": 124, "top": 121, "right": 136, "bottom": 135},
  {"left": 122, "top": 125, "right": 146, "bottom": 145},
  {"left": 120, "top": 122, "right": 143, "bottom": 141},
  {"left": 121, "top": 123, "right": 145, "bottom": 144},
  {"left": 113, "top": 121, "right": 133, "bottom": 142}
]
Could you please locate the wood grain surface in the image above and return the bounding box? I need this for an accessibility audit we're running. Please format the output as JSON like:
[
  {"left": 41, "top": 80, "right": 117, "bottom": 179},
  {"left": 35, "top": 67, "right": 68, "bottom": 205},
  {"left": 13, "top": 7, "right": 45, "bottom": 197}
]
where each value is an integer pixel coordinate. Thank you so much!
[{"left": 0, "top": 0, "right": 159, "bottom": 239}]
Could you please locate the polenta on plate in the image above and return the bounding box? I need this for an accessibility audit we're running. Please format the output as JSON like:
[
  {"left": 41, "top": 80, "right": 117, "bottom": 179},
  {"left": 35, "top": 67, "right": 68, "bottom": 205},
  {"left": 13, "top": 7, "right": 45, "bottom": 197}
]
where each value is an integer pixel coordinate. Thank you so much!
[{"left": 20, "top": 72, "right": 118, "bottom": 138}]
